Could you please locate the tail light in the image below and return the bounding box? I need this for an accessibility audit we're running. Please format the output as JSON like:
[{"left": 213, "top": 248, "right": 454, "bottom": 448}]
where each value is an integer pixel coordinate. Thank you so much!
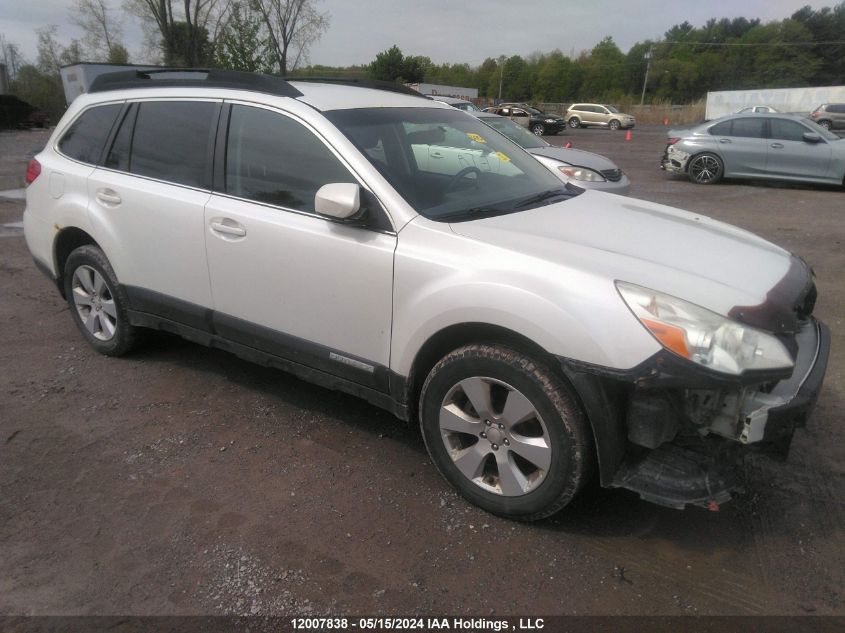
[
  {"left": 666, "top": 137, "right": 680, "bottom": 146},
  {"left": 810, "top": 111, "right": 820, "bottom": 119},
  {"left": 25, "top": 158, "right": 41, "bottom": 185}
]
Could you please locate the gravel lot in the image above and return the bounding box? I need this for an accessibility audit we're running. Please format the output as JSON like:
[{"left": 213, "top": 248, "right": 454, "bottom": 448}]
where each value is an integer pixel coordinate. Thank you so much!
[{"left": 1, "top": 125, "right": 843, "bottom": 617}]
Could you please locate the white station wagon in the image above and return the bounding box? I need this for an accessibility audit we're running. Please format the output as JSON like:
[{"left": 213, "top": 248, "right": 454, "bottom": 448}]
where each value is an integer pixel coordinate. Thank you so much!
[{"left": 24, "top": 70, "right": 829, "bottom": 519}]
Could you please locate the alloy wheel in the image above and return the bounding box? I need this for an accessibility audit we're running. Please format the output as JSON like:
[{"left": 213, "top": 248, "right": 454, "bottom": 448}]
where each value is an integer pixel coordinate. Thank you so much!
[
  {"left": 689, "top": 154, "right": 722, "bottom": 184},
  {"left": 438, "top": 376, "right": 552, "bottom": 496},
  {"left": 71, "top": 265, "right": 118, "bottom": 341}
]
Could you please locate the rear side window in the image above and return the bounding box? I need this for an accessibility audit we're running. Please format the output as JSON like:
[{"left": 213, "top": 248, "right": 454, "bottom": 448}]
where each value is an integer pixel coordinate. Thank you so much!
[
  {"left": 129, "top": 101, "right": 217, "bottom": 188},
  {"left": 731, "top": 118, "right": 765, "bottom": 139},
  {"left": 709, "top": 121, "right": 732, "bottom": 135},
  {"left": 828, "top": 104, "right": 845, "bottom": 114},
  {"left": 224, "top": 105, "right": 355, "bottom": 212},
  {"left": 58, "top": 104, "right": 121, "bottom": 164}
]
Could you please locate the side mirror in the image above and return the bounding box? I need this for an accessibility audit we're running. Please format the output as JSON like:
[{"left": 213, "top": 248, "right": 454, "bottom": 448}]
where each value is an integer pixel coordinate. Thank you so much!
[
  {"left": 315, "top": 183, "right": 361, "bottom": 220},
  {"left": 803, "top": 132, "right": 822, "bottom": 143}
]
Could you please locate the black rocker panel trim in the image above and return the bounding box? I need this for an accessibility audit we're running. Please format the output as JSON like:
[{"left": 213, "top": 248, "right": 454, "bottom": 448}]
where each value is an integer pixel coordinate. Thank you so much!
[{"left": 123, "top": 285, "right": 394, "bottom": 398}]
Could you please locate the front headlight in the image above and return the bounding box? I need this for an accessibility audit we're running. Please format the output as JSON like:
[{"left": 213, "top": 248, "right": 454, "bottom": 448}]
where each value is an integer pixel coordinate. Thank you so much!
[
  {"left": 616, "top": 281, "right": 794, "bottom": 375},
  {"left": 558, "top": 165, "right": 606, "bottom": 182}
]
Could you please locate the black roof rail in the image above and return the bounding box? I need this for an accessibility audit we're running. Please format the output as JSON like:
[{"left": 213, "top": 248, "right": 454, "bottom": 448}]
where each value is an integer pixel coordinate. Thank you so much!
[
  {"left": 88, "top": 68, "right": 303, "bottom": 98},
  {"left": 285, "top": 76, "right": 430, "bottom": 99}
]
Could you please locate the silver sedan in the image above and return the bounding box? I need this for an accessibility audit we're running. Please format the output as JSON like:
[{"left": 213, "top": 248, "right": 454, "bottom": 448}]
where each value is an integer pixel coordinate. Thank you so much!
[
  {"left": 472, "top": 111, "right": 631, "bottom": 194},
  {"left": 661, "top": 113, "right": 845, "bottom": 186}
]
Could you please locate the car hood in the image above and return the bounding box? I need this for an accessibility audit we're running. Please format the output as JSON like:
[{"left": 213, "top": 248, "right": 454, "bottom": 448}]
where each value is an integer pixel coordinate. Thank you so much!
[
  {"left": 527, "top": 146, "right": 618, "bottom": 171},
  {"left": 449, "top": 190, "right": 809, "bottom": 331}
]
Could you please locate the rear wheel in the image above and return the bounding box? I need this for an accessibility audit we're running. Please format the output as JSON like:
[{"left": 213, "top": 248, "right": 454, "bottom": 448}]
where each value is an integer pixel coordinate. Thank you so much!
[
  {"left": 531, "top": 123, "right": 545, "bottom": 136},
  {"left": 688, "top": 152, "right": 724, "bottom": 185},
  {"left": 568, "top": 117, "right": 581, "bottom": 129},
  {"left": 419, "top": 344, "right": 592, "bottom": 520},
  {"left": 609, "top": 119, "right": 621, "bottom": 131},
  {"left": 818, "top": 120, "right": 832, "bottom": 130},
  {"left": 63, "top": 245, "right": 138, "bottom": 356}
]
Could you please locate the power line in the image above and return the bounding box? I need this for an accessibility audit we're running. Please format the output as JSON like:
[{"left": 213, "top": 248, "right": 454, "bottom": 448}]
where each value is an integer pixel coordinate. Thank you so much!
[{"left": 662, "top": 39, "right": 845, "bottom": 47}]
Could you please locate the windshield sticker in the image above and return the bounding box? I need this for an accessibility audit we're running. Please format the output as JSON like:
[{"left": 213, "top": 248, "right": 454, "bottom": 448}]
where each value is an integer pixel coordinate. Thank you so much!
[
  {"left": 466, "top": 133, "right": 487, "bottom": 144},
  {"left": 494, "top": 151, "right": 511, "bottom": 163}
]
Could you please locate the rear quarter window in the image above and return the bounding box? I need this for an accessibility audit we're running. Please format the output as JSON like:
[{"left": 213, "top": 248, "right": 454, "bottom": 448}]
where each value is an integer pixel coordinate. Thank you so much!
[{"left": 58, "top": 104, "right": 122, "bottom": 164}]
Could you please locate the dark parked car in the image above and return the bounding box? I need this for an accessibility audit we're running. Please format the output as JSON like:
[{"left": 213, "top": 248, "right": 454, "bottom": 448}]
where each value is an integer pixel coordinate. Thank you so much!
[{"left": 483, "top": 103, "right": 567, "bottom": 136}]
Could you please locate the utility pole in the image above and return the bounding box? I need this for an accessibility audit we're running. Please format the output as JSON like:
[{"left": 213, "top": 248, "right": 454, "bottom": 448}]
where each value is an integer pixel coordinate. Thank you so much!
[
  {"left": 497, "top": 55, "right": 506, "bottom": 102},
  {"left": 640, "top": 48, "right": 652, "bottom": 106}
]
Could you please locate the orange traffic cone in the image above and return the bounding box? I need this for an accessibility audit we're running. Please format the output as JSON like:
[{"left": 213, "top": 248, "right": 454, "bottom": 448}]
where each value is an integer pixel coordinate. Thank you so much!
[
  {"left": 662, "top": 117, "right": 669, "bottom": 125},
  {"left": 625, "top": 129, "right": 632, "bottom": 141},
  {"left": 565, "top": 141, "right": 572, "bottom": 148}
]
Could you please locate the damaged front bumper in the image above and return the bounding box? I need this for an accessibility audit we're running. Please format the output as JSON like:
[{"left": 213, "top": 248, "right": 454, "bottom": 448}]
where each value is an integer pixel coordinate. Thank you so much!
[{"left": 564, "top": 318, "right": 830, "bottom": 510}]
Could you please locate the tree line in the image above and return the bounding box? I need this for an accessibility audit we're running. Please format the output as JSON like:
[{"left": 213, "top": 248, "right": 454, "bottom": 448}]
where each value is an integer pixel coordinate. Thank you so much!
[
  {"left": 365, "top": 3, "right": 845, "bottom": 104},
  {"left": 1, "top": 1, "right": 844, "bottom": 124}
]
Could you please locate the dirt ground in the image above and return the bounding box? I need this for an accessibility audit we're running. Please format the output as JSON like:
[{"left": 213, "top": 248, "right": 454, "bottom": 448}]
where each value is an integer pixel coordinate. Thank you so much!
[{"left": 0, "top": 125, "right": 843, "bottom": 617}]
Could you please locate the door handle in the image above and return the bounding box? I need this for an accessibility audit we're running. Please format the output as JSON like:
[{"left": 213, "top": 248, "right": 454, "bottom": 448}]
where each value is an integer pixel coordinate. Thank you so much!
[
  {"left": 719, "top": 138, "right": 732, "bottom": 144},
  {"left": 431, "top": 152, "right": 443, "bottom": 158},
  {"left": 95, "top": 188, "right": 121, "bottom": 206},
  {"left": 770, "top": 142, "right": 784, "bottom": 149},
  {"left": 210, "top": 219, "right": 247, "bottom": 238}
]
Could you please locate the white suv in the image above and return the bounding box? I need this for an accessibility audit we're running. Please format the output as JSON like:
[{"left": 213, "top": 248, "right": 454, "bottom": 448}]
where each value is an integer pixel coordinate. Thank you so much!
[{"left": 24, "top": 70, "right": 829, "bottom": 519}]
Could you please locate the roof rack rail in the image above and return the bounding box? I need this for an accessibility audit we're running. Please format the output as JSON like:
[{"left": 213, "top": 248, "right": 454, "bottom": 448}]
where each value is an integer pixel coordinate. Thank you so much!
[
  {"left": 88, "top": 68, "right": 303, "bottom": 98},
  {"left": 285, "top": 76, "right": 429, "bottom": 99}
]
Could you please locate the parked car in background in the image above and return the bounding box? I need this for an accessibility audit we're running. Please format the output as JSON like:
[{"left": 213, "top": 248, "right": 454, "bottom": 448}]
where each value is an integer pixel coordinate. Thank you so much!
[
  {"left": 738, "top": 105, "right": 779, "bottom": 114},
  {"left": 810, "top": 103, "right": 845, "bottom": 130},
  {"left": 472, "top": 111, "right": 630, "bottom": 194},
  {"left": 432, "top": 96, "right": 481, "bottom": 112},
  {"left": 483, "top": 103, "right": 567, "bottom": 136},
  {"left": 661, "top": 113, "right": 845, "bottom": 186},
  {"left": 565, "top": 104, "right": 635, "bottom": 130}
]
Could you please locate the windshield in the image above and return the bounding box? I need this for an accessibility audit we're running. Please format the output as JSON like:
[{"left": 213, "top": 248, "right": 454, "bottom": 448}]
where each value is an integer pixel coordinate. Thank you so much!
[
  {"left": 525, "top": 106, "right": 542, "bottom": 116},
  {"left": 326, "top": 107, "right": 577, "bottom": 222},
  {"left": 479, "top": 116, "right": 549, "bottom": 149},
  {"left": 803, "top": 117, "right": 841, "bottom": 141},
  {"left": 606, "top": 105, "right": 620, "bottom": 114}
]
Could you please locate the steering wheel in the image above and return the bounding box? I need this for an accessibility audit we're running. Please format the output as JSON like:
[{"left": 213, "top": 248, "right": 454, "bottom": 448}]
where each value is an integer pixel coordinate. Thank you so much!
[{"left": 446, "top": 166, "right": 482, "bottom": 192}]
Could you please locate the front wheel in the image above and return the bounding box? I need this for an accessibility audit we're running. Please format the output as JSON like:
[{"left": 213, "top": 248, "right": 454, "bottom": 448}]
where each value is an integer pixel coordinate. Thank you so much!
[
  {"left": 419, "top": 344, "right": 592, "bottom": 521},
  {"left": 568, "top": 117, "right": 581, "bottom": 129},
  {"left": 609, "top": 119, "right": 621, "bottom": 131},
  {"left": 687, "top": 152, "right": 724, "bottom": 184},
  {"left": 63, "top": 245, "right": 138, "bottom": 356},
  {"left": 531, "top": 123, "right": 545, "bottom": 136}
]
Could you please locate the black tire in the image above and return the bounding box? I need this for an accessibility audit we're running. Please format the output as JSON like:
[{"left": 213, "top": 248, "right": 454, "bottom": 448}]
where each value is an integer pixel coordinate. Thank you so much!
[
  {"left": 568, "top": 117, "right": 581, "bottom": 129},
  {"left": 531, "top": 123, "right": 545, "bottom": 136},
  {"left": 63, "top": 245, "right": 138, "bottom": 357},
  {"left": 818, "top": 120, "right": 832, "bottom": 130},
  {"left": 419, "top": 344, "right": 592, "bottom": 521},
  {"left": 609, "top": 119, "right": 621, "bottom": 131},
  {"left": 687, "top": 152, "right": 724, "bottom": 185}
]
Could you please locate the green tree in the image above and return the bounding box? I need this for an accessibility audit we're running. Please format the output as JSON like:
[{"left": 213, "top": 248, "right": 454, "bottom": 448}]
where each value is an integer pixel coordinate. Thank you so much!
[
  {"left": 215, "top": 1, "right": 273, "bottom": 72},
  {"left": 368, "top": 45, "right": 406, "bottom": 81}
]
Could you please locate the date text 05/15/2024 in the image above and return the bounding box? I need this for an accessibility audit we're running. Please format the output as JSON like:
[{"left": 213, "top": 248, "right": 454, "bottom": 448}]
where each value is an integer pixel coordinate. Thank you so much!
[{"left": 290, "top": 617, "right": 546, "bottom": 630}]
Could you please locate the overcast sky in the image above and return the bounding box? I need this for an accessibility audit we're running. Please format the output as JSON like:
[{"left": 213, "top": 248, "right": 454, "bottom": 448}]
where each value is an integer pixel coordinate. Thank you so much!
[{"left": 0, "top": 0, "right": 834, "bottom": 68}]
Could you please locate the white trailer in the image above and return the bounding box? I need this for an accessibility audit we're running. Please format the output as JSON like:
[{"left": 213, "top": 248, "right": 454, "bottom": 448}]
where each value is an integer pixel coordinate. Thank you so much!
[
  {"left": 60, "top": 63, "right": 159, "bottom": 104},
  {"left": 406, "top": 83, "right": 478, "bottom": 100},
  {"left": 706, "top": 86, "right": 845, "bottom": 120}
]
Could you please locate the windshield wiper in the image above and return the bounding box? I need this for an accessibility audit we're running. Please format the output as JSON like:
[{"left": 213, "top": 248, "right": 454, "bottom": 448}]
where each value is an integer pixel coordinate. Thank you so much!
[
  {"left": 512, "top": 188, "right": 570, "bottom": 210},
  {"left": 438, "top": 206, "right": 509, "bottom": 222}
]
